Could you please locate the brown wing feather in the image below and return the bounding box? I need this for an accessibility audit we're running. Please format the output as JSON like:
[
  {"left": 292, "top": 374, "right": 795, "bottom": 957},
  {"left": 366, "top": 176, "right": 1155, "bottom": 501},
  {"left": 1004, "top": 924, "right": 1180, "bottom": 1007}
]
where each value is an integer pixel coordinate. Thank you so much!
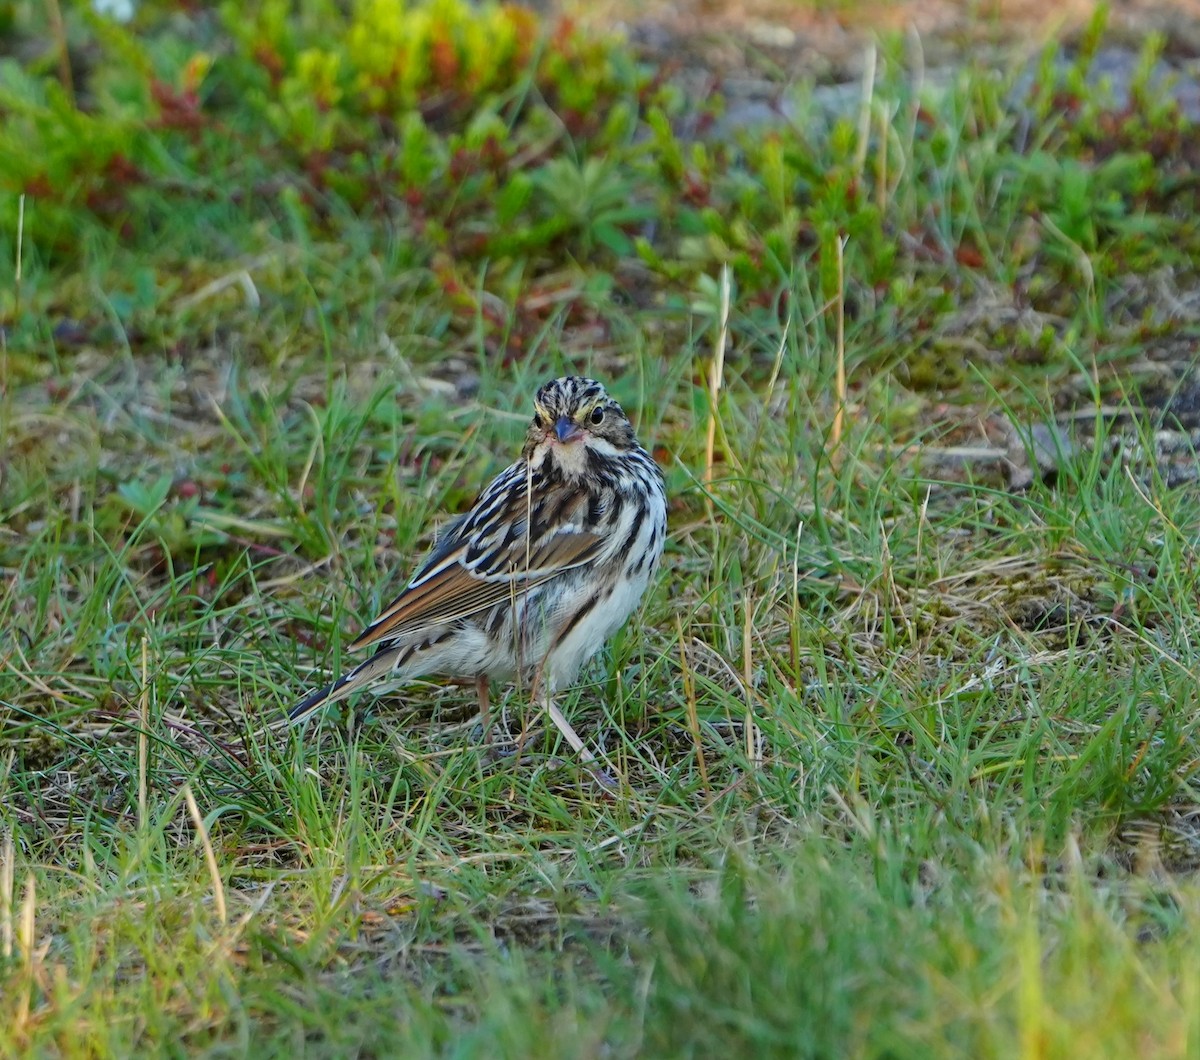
[{"left": 350, "top": 528, "right": 602, "bottom": 650}]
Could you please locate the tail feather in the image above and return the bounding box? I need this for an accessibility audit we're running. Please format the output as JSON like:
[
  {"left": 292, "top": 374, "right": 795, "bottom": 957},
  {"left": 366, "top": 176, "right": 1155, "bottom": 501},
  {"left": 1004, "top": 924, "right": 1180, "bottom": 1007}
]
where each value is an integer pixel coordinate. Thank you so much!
[{"left": 287, "top": 649, "right": 401, "bottom": 725}]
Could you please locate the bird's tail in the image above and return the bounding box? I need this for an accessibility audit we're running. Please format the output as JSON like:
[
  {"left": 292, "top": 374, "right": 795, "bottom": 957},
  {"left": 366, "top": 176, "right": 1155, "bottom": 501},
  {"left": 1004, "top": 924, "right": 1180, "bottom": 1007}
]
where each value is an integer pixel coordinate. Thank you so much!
[{"left": 285, "top": 649, "right": 401, "bottom": 727}]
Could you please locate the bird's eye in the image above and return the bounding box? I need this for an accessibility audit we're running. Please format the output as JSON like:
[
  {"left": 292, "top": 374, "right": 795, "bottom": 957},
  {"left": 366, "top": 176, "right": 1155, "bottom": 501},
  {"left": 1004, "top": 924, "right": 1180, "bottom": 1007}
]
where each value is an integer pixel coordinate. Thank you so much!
[{"left": 589, "top": 406, "right": 605, "bottom": 426}]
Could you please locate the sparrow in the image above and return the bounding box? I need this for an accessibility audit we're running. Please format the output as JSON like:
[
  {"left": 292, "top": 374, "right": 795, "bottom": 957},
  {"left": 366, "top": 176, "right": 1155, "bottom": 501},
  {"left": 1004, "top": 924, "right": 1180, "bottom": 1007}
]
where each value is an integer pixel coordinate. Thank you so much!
[{"left": 288, "top": 376, "right": 667, "bottom": 767}]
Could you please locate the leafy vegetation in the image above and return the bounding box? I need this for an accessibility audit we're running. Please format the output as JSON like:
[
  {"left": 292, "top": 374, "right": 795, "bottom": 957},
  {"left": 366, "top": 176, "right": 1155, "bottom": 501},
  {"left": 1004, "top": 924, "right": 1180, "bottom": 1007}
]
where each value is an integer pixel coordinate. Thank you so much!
[{"left": 4, "top": 0, "right": 1200, "bottom": 1054}]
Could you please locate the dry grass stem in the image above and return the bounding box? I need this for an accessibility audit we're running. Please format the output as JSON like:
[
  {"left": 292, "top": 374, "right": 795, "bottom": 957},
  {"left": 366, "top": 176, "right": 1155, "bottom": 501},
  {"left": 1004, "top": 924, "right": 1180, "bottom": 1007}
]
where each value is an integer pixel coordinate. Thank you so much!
[
  {"left": 742, "top": 592, "right": 760, "bottom": 768},
  {"left": 183, "top": 784, "right": 228, "bottom": 927},
  {"left": 854, "top": 43, "right": 877, "bottom": 178},
  {"left": 44, "top": 0, "right": 74, "bottom": 105},
  {"left": 0, "top": 830, "right": 12, "bottom": 961},
  {"left": 832, "top": 235, "right": 847, "bottom": 449},
  {"left": 704, "top": 264, "right": 731, "bottom": 519},
  {"left": 138, "top": 636, "right": 150, "bottom": 833},
  {"left": 14, "top": 872, "right": 35, "bottom": 1039},
  {"left": 676, "top": 616, "right": 710, "bottom": 797}
]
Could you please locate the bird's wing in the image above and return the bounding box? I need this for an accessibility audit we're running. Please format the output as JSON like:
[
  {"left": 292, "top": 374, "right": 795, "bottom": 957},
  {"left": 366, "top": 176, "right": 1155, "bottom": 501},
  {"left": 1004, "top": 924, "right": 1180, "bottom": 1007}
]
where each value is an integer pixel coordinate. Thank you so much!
[{"left": 350, "top": 465, "right": 602, "bottom": 650}]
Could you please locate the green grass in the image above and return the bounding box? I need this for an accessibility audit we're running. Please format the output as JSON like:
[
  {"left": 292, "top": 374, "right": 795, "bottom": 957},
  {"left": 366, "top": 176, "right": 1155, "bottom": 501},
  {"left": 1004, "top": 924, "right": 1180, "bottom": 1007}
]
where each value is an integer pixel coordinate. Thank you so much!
[{"left": 5, "top": 2, "right": 1200, "bottom": 1055}]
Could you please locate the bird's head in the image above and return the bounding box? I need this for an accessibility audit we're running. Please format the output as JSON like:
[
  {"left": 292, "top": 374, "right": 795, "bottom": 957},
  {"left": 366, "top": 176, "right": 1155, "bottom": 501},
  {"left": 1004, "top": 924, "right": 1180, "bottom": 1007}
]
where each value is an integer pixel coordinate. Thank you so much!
[{"left": 524, "top": 377, "right": 637, "bottom": 468}]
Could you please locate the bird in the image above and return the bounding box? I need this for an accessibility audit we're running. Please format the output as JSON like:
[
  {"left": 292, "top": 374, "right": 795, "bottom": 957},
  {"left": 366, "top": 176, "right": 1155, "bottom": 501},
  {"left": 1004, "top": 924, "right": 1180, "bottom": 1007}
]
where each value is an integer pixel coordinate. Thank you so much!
[{"left": 287, "top": 376, "right": 668, "bottom": 768}]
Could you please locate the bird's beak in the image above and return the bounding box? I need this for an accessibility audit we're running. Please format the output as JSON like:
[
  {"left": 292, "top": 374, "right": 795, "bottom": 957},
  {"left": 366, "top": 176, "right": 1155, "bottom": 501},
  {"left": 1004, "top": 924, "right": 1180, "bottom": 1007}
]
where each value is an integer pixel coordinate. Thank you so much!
[{"left": 554, "top": 416, "right": 583, "bottom": 443}]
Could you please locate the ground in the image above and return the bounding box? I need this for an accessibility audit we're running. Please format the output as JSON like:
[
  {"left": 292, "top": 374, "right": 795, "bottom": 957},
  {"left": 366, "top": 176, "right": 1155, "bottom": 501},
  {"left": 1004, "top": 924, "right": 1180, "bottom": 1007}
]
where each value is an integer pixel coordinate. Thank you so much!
[
  {"left": 4, "top": 0, "right": 1200, "bottom": 1055},
  {"left": 572, "top": 0, "right": 1200, "bottom": 75}
]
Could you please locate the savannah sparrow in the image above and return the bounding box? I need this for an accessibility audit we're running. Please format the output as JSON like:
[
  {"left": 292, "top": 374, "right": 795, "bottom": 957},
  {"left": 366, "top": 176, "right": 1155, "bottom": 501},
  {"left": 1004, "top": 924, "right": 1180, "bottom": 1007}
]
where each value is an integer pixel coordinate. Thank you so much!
[{"left": 288, "top": 376, "right": 667, "bottom": 765}]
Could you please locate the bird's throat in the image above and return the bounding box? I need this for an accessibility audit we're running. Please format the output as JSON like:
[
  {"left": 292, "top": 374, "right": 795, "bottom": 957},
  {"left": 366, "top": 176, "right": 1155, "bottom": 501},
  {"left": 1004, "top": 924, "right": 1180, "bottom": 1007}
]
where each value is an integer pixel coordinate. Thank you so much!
[{"left": 536, "top": 438, "right": 590, "bottom": 480}]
